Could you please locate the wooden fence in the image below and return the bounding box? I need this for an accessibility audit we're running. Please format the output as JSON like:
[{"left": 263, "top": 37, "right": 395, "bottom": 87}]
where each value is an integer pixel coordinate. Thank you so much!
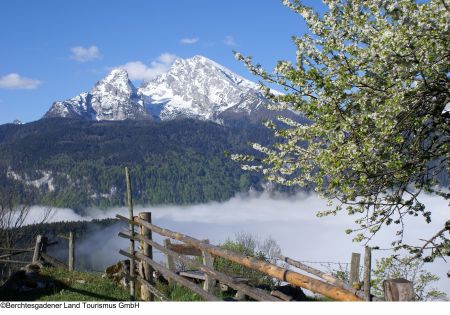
[
  {"left": 0, "top": 232, "right": 75, "bottom": 271},
  {"left": 116, "top": 212, "right": 368, "bottom": 301},
  {"left": 116, "top": 167, "right": 416, "bottom": 302}
]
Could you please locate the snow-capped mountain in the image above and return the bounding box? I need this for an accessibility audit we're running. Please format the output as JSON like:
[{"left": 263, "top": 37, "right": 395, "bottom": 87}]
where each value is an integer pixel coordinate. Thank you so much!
[
  {"left": 139, "top": 55, "right": 272, "bottom": 121},
  {"left": 44, "top": 55, "right": 280, "bottom": 122},
  {"left": 44, "top": 69, "right": 149, "bottom": 121}
]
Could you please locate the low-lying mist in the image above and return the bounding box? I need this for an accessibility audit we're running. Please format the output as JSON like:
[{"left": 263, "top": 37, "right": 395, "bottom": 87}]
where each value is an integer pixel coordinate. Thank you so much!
[{"left": 25, "top": 191, "right": 449, "bottom": 295}]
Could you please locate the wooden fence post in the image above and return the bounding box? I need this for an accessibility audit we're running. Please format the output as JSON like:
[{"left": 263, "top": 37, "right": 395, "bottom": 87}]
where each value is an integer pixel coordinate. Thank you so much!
[
  {"left": 68, "top": 232, "right": 74, "bottom": 271},
  {"left": 364, "top": 246, "right": 372, "bottom": 301},
  {"left": 41, "top": 237, "right": 48, "bottom": 255},
  {"left": 201, "top": 240, "right": 216, "bottom": 294},
  {"left": 32, "top": 235, "right": 43, "bottom": 263},
  {"left": 139, "top": 212, "right": 154, "bottom": 301},
  {"left": 383, "top": 278, "right": 415, "bottom": 301},
  {"left": 164, "top": 238, "right": 175, "bottom": 285},
  {"left": 349, "top": 252, "right": 361, "bottom": 289},
  {"left": 125, "top": 167, "right": 136, "bottom": 300}
]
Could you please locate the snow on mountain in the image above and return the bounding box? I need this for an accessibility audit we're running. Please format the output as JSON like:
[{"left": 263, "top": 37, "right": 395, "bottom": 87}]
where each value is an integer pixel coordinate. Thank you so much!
[
  {"left": 139, "top": 55, "right": 272, "bottom": 121},
  {"left": 44, "top": 69, "right": 149, "bottom": 121},
  {"left": 44, "top": 55, "right": 281, "bottom": 122}
]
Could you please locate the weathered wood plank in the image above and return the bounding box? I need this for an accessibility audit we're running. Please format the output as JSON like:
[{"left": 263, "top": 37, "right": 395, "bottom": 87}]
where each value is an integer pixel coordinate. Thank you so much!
[
  {"left": 364, "top": 246, "right": 372, "bottom": 301},
  {"left": 201, "top": 239, "right": 216, "bottom": 293},
  {"left": 166, "top": 243, "right": 202, "bottom": 256},
  {"left": 163, "top": 238, "right": 176, "bottom": 285},
  {"left": 180, "top": 270, "right": 206, "bottom": 281},
  {"left": 32, "top": 235, "right": 42, "bottom": 263},
  {"left": 271, "top": 290, "right": 293, "bottom": 301},
  {"left": 350, "top": 252, "right": 361, "bottom": 289},
  {"left": 68, "top": 232, "right": 74, "bottom": 271},
  {"left": 383, "top": 278, "right": 415, "bottom": 301},
  {"left": 41, "top": 252, "right": 67, "bottom": 269},
  {"left": 139, "top": 212, "right": 154, "bottom": 301}
]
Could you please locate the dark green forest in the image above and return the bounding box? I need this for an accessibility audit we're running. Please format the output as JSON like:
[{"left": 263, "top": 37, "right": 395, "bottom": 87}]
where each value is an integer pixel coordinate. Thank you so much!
[{"left": 0, "top": 118, "right": 276, "bottom": 213}]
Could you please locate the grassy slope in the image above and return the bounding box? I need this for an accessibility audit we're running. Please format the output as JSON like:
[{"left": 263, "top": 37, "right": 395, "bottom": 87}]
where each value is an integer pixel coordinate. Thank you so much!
[
  {"left": 0, "top": 267, "right": 321, "bottom": 301},
  {"left": 0, "top": 268, "right": 129, "bottom": 301}
]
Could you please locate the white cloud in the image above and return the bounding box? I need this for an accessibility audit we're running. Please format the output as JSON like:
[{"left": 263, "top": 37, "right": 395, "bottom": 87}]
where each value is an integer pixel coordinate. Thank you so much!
[
  {"left": 70, "top": 45, "right": 102, "bottom": 62},
  {"left": 116, "top": 53, "right": 178, "bottom": 81},
  {"left": 223, "top": 35, "right": 237, "bottom": 46},
  {"left": 0, "top": 73, "right": 42, "bottom": 89},
  {"left": 180, "top": 37, "right": 199, "bottom": 44}
]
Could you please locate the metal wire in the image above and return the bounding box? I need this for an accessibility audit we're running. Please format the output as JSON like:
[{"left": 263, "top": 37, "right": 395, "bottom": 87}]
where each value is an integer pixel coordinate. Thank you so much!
[{"left": 273, "top": 257, "right": 350, "bottom": 265}]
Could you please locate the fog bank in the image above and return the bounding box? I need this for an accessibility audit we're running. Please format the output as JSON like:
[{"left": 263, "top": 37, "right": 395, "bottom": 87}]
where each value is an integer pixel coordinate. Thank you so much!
[{"left": 25, "top": 191, "right": 449, "bottom": 296}]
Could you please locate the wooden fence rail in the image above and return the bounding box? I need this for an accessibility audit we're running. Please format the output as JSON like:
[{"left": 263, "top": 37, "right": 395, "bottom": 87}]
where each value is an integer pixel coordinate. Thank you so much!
[{"left": 116, "top": 213, "right": 362, "bottom": 302}]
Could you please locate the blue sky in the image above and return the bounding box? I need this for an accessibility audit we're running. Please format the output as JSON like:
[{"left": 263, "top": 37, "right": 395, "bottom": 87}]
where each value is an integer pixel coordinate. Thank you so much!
[{"left": 0, "top": 0, "right": 322, "bottom": 124}]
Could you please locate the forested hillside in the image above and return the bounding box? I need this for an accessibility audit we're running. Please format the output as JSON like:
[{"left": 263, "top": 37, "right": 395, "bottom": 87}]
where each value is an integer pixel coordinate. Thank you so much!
[{"left": 0, "top": 118, "right": 274, "bottom": 212}]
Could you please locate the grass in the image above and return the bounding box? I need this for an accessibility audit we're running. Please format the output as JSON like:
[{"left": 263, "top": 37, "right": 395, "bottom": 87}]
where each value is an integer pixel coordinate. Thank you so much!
[
  {"left": 155, "top": 282, "right": 203, "bottom": 301},
  {"left": 153, "top": 281, "right": 240, "bottom": 301},
  {"left": 0, "top": 267, "right": 324, "bottom": 302},
  {"left": 0, "top": 268, "right": 130, "bottom": 301}
]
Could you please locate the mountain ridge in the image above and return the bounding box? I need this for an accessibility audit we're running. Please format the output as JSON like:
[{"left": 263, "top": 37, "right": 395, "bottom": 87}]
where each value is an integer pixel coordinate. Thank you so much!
[{"left": 44, "top": 55, "right": 280, "bottom": 123}]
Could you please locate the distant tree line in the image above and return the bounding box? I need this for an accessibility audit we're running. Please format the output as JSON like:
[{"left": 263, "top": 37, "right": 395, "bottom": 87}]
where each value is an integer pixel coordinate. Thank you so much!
[{"left": 0, "top": 118, "right": 291, "bottom": 213}]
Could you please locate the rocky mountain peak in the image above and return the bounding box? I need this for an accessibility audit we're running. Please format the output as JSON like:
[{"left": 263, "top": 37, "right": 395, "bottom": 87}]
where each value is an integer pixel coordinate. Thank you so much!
[
  {"left": 43, "top": 55, "right": 286, "bottom": 123},
  {"left": 138, "top": 55, "right": 267, "bottom": 121},
  {"left": 44, "top": 68, "right": 148, "bottom": 121}
]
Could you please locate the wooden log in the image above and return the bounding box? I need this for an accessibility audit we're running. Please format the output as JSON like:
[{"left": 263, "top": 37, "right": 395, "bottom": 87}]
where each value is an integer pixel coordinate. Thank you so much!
[
  {"left": 275, "top": 253, "right": 361, "bottom": 296},
  {"left": 0, "top": 253, "right": 13, "bottom": 259},
  {"left": 383, "top": 278, "right": 415, "bottom": 301},
  {"left": 119, "top": 232, "right": 279, "bottom": 301},
  {"left": 0, "top": 247, "right": 34, "bottom": 252},
  {"left": 350, "top": 252, "right": 361, "bottom": 289},
  {"left": 119, "top": 249, "right": 220, "bottom": 301},
  {"left": 201, "top": 240, "right": 216, "bottom": 294},
  {"left": 125, "top": 167, "right": 136, "bottom": 300},
  {"left": 0, "top": 251, "right": 29, "bottom": 259},
  {"left": 32, "top": 235, "right": 43, "bottom": 263},
  {"left": 68, "top": 232, "right": 74, "bottom": 271},
  {"left": 0, "top": 259, "right": 30, "bottom": 264},
  {"left": 363, "top": 246, "right": 371, "bottom": 301},
  {"left": 116, "top": 218, "right": 361, "bottom": 302},
  {"left": 139, "top": 212, "right": 154, "bottom": 301}
]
